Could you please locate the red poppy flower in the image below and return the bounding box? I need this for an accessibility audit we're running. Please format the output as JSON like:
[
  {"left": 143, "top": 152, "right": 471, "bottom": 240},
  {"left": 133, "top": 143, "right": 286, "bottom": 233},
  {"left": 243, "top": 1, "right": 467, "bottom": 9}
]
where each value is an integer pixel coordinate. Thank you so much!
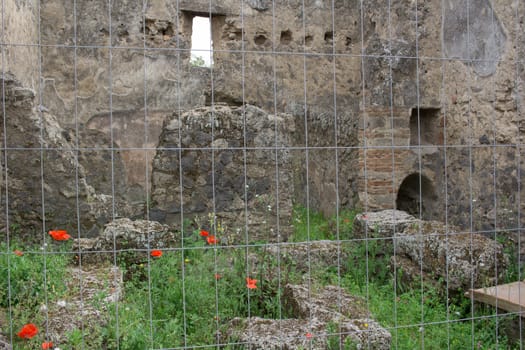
[
  {"left": 214, "top": 273, "right": 221, "bottom": 280},
  {"left": 306, "top": 332, "right": 313, "bottom": 339},
  {"left": 246, "top": 277, "right": 257, "bottom": 289},
  {"left": 49, "top": 230, "right": 71, "bottom": 241},
  {"left": 17, "top": 323, "right": 38, "bottom": 339},
  {"left": 206, "top": 235, "right": 218, "bottom": 245},
  {"left": 151, "top": 250, "right": 162, "bottom": 258},
  {"left": 13, "top": 250, "right": 23, "bottom": 256},
  {"left": 42, "top": 341, "right": 53, "bottom": 349},
  {"left": 200, "top": 230, "right": 209, "bottom": 237}
]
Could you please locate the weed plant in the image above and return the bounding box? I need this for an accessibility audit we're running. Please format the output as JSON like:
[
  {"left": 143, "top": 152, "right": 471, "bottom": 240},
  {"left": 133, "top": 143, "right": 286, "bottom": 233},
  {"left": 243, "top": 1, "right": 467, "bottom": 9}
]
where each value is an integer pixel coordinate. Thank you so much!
[
  {"left": 1, "top": 207, "right": 521, "bottom": 349},
  {"left": 0, "top": 241, "right": 70, "bottom": 349}
]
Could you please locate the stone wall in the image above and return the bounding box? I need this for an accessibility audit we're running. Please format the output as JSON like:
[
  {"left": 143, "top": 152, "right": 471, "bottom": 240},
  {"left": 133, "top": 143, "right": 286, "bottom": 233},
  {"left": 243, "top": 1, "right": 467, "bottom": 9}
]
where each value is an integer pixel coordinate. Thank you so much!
[
  {"left": 357, "top": 0, "right": 525, "bottom": 236},
  {"left": 0, "top": 73, "right": 131, "bottom": 240},
  {"left": 357, "top": 107, "right": 444, "bottom": 221},
  {"left": 2, "top": 0, "right": 38, "bottom": 89},
  {"left": 4, "top": 0, "right": 525, "bottom": 238},
  {"left": 38, "top": 0, "right": 361, "bottom": 217},
  {"left": 151, "top": 104, "right": 297, "bottom": 242}
]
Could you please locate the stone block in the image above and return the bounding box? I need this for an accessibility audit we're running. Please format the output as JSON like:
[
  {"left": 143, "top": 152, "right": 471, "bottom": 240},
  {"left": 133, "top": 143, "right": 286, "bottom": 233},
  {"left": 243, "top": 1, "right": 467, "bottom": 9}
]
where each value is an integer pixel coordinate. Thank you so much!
[
  {"left": 353, "top": 210, "right": 418, "bottom": 239},
  {"left": 395, "top": 220, "right": 508, "bottom": 291},
  {"left": 225, "top": 284, "right": 391, "bottom": 350}
]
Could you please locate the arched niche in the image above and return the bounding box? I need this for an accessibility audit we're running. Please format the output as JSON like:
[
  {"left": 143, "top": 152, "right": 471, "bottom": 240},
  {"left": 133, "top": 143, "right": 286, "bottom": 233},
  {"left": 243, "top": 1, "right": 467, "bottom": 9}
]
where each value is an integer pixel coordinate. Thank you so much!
[{"left": 396, "top": 173, "right": 437, "bottom": 220}]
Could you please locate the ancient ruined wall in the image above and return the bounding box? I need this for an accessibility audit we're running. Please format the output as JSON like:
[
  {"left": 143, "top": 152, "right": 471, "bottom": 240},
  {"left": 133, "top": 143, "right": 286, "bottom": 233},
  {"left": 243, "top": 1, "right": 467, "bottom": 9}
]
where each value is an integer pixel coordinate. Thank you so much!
[
  {"left": 1, "top": 0, "right": 38, "bottom": 89},
  {"left": 151, "top": 104, "right": 297, "bottom": 242},
  {"left": 439, "top": 0, "right": 525, "bottom": 233},
  {"left": 356, "top": 0, "right": 446, "bottom": 221},
  {"left": 0, "top": 74, "right": 132, "bottom": 239},
  {"left": 39, "top": 0, "right": 212, "bottom": 206},
  {"left": 38, "top": 0, "right": 362, "bottom": 217},
  {"left": 356, "top": 0, "right": 525, "bottom": 235},
  {"left": 204, "top": 0, "right": 363, "bottom": 215},
  {"left": 34, "top": 0, "right": 525, "bottom": 236}
]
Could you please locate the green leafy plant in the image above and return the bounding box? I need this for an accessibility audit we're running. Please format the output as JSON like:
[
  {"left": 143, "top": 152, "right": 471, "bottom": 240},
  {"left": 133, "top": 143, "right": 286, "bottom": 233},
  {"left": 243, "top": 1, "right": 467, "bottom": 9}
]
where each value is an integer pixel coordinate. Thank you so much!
[
  {"left": 2, "top": 206, "right": 521, "bottom": 349},
  {"left": 190, "top": 55, "right": 206, "bottom": 67},
  {"left": 0, "top": 240, "right": 70, "bottom": 349}
]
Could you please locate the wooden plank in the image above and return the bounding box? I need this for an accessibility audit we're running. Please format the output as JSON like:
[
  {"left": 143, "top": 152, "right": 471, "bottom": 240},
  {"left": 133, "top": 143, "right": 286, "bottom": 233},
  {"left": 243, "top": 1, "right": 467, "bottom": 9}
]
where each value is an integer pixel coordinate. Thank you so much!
[{"left": 466, "top": 281, "right": 525, "bottom": 317}]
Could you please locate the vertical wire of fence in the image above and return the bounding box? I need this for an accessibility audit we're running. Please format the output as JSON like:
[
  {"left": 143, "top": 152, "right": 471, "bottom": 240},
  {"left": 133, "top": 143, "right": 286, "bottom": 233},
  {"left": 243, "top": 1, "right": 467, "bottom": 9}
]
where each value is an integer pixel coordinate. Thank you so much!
[{"left": 0, "top": 0, "right": 524, "bottom": 349}]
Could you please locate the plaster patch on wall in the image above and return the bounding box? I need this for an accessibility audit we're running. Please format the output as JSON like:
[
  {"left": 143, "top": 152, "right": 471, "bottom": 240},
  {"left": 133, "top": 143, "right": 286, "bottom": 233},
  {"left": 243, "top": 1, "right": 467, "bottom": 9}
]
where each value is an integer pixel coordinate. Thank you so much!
[{"left": 443, "top": 0, "right": 506, "bottom": 77}]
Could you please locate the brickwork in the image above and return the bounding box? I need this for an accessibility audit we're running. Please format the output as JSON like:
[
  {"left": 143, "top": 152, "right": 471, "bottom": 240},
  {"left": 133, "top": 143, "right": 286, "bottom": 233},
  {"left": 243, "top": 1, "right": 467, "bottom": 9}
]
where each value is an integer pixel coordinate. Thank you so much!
[{"left": 358, "top": 107, "right": 417, "bottom": 210}]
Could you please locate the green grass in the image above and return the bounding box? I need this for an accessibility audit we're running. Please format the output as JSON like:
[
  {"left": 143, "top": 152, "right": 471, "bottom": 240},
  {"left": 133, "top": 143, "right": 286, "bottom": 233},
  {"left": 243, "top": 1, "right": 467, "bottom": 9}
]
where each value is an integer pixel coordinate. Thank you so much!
[
  {"left": 0, "top": 241, "right": 70, "bottom": 349},
  {"left": 1, "top": 207, "right": 521, "bottom": 349},
  {"left": 290, "top": 206, "right": 357, "bottom": 242},
  {"left": 105, "top": 233, "right": 286, "bottom": 349}
]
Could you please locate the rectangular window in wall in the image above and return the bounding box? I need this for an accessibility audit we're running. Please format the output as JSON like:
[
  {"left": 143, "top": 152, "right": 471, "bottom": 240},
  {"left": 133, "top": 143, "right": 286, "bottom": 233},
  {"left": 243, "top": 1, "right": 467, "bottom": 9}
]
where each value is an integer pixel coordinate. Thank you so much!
[{"left": 191, "top": 16, "right": 212, "bottom": 67}]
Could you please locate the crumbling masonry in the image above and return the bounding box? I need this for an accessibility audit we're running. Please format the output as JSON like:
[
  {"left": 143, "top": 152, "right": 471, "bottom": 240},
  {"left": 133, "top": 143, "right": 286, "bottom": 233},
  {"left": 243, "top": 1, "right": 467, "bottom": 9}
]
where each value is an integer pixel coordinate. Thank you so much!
[{"left": 1, "top": 0, "right": 524, "bottom": 245}]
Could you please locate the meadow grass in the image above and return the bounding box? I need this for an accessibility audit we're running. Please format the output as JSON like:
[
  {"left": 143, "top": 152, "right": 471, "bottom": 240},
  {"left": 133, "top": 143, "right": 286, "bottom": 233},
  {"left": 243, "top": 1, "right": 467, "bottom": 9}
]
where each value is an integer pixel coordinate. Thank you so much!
[{"left": 1, "top": 207, "right": 521, "bottom": 349}]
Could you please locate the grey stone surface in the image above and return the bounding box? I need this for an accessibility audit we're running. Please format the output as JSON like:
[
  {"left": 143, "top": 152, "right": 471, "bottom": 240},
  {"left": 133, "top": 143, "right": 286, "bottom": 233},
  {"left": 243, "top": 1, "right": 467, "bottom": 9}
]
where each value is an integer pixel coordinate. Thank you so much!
[
  {"left": 246, "top": 0, "right": 269, "bottom": 11},
  {"left": 395, "top": 220, "right": 508, "bottom": 291},
  {"left": 226, "top": 284, "right": 391, "bottom": 350},
  {"left": 443, "top": 0, "right": 506, "bottom": 76},
  {"left": 0, "top": 335, "right": 11, "bottom": 350},
  {"left": 74, "top": 218, "right": 177, "bottom": 252},
  {"left": 353, "top": 210, "right": 419, "bottom": 239},
  {"left": 0, "top": 74, "right": 131, "bottom": 240},
  {"left": 151, "top": 104, "right": 297, "bottom": 242}
]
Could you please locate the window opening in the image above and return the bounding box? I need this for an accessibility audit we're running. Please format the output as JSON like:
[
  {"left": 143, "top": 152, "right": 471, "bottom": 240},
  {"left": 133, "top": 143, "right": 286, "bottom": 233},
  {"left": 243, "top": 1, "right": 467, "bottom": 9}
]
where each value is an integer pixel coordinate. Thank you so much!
[
  {"left": 409, "top": 107, "right": 441, "bottom": 146},
  {"left": 191, "top": 16, "right": 212, "bottom": 67}
]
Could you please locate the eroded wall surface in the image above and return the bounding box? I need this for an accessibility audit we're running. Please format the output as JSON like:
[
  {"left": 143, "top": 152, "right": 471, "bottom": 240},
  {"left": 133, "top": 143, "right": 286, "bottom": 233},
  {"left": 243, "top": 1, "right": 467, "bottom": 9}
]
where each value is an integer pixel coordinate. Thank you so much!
[
  {"left": 17, "top": 0, "right": 525, "bottom": 237},
  {"left": 1, "top": 0, "right": 38, "bottom": 89},
  {"left": 357, "top": 0, "right": 525, "bottom": 237},
  {"left": 38, "top": 0, "right": 362, "bottom": 220}
]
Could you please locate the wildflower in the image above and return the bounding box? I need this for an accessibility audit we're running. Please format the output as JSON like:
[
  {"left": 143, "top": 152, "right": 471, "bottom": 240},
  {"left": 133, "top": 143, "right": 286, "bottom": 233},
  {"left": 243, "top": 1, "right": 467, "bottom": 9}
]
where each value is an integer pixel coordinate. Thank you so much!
[
  {"left": 206, "top": 235, "right": 218, "bottom": 245},
  {"left": 13, "top": 249, "right": 23, "bottom": 256},
  {"left": 306, "top": 332, "right": 313, "bottom": 339},
  {"left": 363, "top": 323, "right": 368, "bottom": 329},
  {"left": 48, "top": 230, "right": 71, "bottom": 241},
  {"left": 246, "top": 277, "right": 257, "bottom": 289},
  {"left": 215, "top": 273, "right": 221, "bottom": 280},
  {"left": 42, "top": 342, "right": 53, "bottom": 349},
  {"left": 151, "top": 250, "right": 162, "bottom": 258},
  {"left": 200, "top": 230, "right": 209, "bottom": 237},
  {"left": 184, "top": 258, "right": 190, "bottom": 264},
  {"left": 17, "top": 323, "right": 38, "bottom": 339}
]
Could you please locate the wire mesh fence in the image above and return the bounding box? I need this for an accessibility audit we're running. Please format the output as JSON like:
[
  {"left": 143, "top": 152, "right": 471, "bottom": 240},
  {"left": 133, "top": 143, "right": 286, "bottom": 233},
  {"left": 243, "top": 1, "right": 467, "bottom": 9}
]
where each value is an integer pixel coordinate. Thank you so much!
[{"left": 1, "top": 0, "right": 524, "bottom": 349}]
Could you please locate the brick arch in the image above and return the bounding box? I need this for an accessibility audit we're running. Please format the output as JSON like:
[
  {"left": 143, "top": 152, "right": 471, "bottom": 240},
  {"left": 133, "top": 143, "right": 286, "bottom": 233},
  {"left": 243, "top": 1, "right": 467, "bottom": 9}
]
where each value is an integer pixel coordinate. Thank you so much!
[{"left": 396, "top": 173, "right": 437, "bottom": 220}]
